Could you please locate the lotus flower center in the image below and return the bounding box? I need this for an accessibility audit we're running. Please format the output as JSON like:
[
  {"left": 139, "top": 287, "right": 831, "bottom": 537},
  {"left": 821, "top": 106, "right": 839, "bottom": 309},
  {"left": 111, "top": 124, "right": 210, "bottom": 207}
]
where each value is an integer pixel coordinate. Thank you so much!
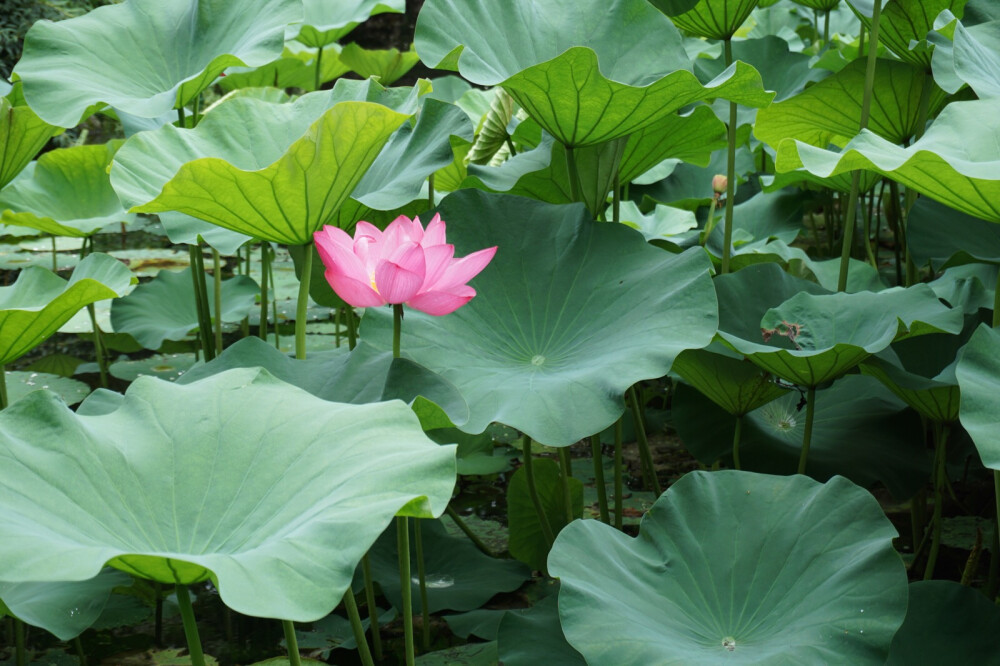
[
  {"left": 722, "top": 637, "right": 736, "bottom": 652},
  {"left": 531, "top": 354, "right": 546, "bottom": 366}
]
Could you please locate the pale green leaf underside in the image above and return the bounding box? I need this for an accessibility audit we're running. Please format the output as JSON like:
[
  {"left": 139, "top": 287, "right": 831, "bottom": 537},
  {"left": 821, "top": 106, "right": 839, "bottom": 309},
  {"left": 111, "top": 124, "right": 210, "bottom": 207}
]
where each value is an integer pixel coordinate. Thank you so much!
[
  {"left": 0, "top": 368, "right": 456, "bottom": 622},
  {"left": 955, "top": 324, "right": 1000, "bottom": 468},
  {"left": 774, "top": 100, "right": 1000, "bottom": 222},
  {"left": 549, "top": 470, "right": 908, "bottom": 665},
  {"left": 294, "top": 0, "right": 404, "bottom": 48},
  {"left": 13, "top": 0, "right": 302, "bottom": 127},
  {"left": 0, "top": 253, "right": 134, "bottom": 365},
  {"left": 0, "top": 97, "right": 61, "bottom": 189}
]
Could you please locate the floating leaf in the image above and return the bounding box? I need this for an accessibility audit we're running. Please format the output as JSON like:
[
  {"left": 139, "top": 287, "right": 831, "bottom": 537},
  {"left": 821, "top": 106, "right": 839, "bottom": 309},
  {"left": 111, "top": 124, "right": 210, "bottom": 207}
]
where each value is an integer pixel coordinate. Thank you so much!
[
  {"left": 3, "top": 371, "right": 90, "bottom": 407},
  {"left": 0, "top": 368, "right": 456, "bottom": 622},
  {"left": 361, "top": 191, "right": 718, "bottom": 445},
  {"left": 13, "top": 0, "right": 302, "bottom": 127},
  {"left": 548, "top": 470, "right": 908, "bottom": 665},
  {"left": 108, "top": 353, "right": 199, "bottom": 383},
  {"left": 0, "top": 253, "right": 134, "bottom": 366}
]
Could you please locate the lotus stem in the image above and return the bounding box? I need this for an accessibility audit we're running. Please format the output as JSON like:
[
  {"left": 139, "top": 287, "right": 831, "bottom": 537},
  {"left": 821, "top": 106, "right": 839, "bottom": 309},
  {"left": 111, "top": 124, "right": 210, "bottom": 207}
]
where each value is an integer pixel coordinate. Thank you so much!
[
  {"left": 192, "top": 94, "right": 201, "bottom": 127},
  {"left": 924, "top": 422, "right": 950, "bottom": 580},
  {"left": 614, "top": 417, "right": 624, "bottom": 530},
  {"left": 174, "top": 585, "right": 206, "bottom": 666},
  {"left": 86, "top": 303, "right": 108, "bottom": 388},
  {"left": 0, "top": 365, "right": 9, "bottom": 410},
  {"left": 314, "top": 46, "right": 324, "bottom": 91},
  {"left": 342, "top": 588, "right": 375, "bottom": 666},
  {"left": 269, "top": 256, "right": 279, "bottom": 349},
  {"left": 51, "top": 235, "right": 57, "bottom": 271},
  {"left": 397, "top": 516, "right": 415, "bottom": 666},
  {"left": 347, "top": 308, "right": 358, "bottom": 350},
  {"left": 212, "top": 249, "right": 223, "bottom": 356},
  {"left": 990, "top": 473, "right": 1000, "bottom": 599},
  {"left": 837, "top": 0, "right": 882, "bottom": 292},
  {"left": 565, "top": 145, "right": 582, "bottom": 204},
  {"left": 259, "top": 243, "right": 269, "bottom": 341},
  {"left": 428, "top": 173, "right": 435, "bottom": 210},
  {"left": 188, "top": 244, "right": 215, "bottom": 361},
  {"left": 612, "top": 173, "right": 621, "bottom": 226},
  {"left": 360, "top": 554, "right": 383, "bottom": 660},
  {"left": 627, "top": 386, "right": 662, "bottom": 495},
  {"left": 14, "top": 618, "right": 24, "bottom": 666},
  {"left": 414, "top": 518, "right": 431, "bottom": 651},
  {"left": 591, "top": 435, "right": 610, "bottom": 524},
  {"left": 823, "top": 10, "right": 830, "bottom": 47},
  {"left": 797, "top": 386, "right": 817, "bottom": 475},
  {"left": 73, "top": 636, "right": 87, "bottom": 666},
  {"left": 334, "top": 307, "right": 342, "bottom": 347},
  {"left": 993, "top": 267, "right": 1000, "bottom": 327},
  {"left": 523, "top": 438, "right": 555, "bottom": 549},
  {"left": 176, "top": 106, "right": 186, "bottom": 128},
  {"left": 720, "top": 38, "right": 738, "bottom": 275},
  {"left": 295, "top": 242, "right": 314, "bottom": 360},
  {"left": 505, "top": 135, "right": 517, "bottom": 156},
  {"left": 558, "top": 446, "right": 574, "bottom": 525},
  {"left": 393, "top": 303, "right": 403, "bottom": 359},
  {"left": 862, "top": 187, "right": 878, "bottom": 268},
  {"left": 732, "top": 415, "right": 743, "bottom": 470},
  {"left": 281, "top": 620, "right": 302, "bottom": 666},
  {"left": 445, "top": 505, "right": 494, "bottom": 556}
]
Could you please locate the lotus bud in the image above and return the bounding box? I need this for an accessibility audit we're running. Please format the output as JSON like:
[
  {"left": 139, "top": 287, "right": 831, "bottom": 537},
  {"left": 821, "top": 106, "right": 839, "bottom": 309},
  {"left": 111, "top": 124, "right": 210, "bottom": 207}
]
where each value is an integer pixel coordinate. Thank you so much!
[{"left": 712, "top": 174, "right": 728, "bottom": 195}]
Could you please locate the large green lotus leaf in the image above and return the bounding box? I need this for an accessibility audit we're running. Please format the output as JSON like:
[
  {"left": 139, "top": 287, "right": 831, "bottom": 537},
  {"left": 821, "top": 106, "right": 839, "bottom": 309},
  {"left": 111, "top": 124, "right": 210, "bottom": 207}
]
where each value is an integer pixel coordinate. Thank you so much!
[
  {"left": 294, "top": 0, "right": 404, "bottom": 48},
  {"left": 157, "top": 212, "right": 252, "bottom": 257},
  {"left": 854, "top": 0, "right": 968, "bottom": 69},
  {"left": 496, "top": 595, "right": 586, "bottom": 666},
  {"left": 0, "top": 253, "right": 134, "bottom": 366},
  {"left": 616, "top": 201, "right": 698, "bottom": 242},
  {"left": 0, "top": 143, "right": 134, "bottom": 238},
  {"left": 761, "top": 164, "right": 883, "bottom": 195},
  {"left": 0, "top": 569, "right": 131, "bottom": 641},
  {"left": 414, "top": 0, "right": 773, "bottom": 146},
  {"left": 695, "top": 36, "right": 828, "bottom": 103},
  {"left": 705, "top": 189, "right": 804, "bottom": 258},
  {"left": 928, "top": 264, "right": 998, "bottom": 315},
  {"left": 908, "top": 197, "right": 1000, "bottom": 269},
  {"left": 716, "top": 265, "right": 961, "bottom": 386},
  {"left": 219, "top": 46, "right": 351, "bottom": 93},
  {"left": 366, "top": 519, "right": 530, "bottom": 613},
  {"left": 674, "top": 375, "right": 929, "bottom": 497},
  {"left": 352, "top": 98, "right": 473, "bottom": 211},
  {"left": 792, "top": 0, "right": 842, "bottom": 9},
  {"left": 176, "top": 336, "right": 469, "bottom": 427},
  {"left": 110, "top": 268, "right": 259, "bottom": 350},
  {"left": 672, "top": 343, "right": 790, "bottom": 416},
  {"left": 886, "top": 581, "right": 1000, "bottom": 665},
  {"left": 0, "top": 95, "right": 61, "bottom": 190},
  {"left": 755, "top": 58, "right": 946, "bottom": 149},
  {"left": 339, "top": 44, "right": 421, "bottom": 86},
  {"left": 654, "top": 0, "right": 760, "bottom": 39},
  {"left": 111, "top": 88, "right": 410, "bottom": 245},
  {"left": 12, "top": 0, "right": 301, "bottom": 127},
  {"left": 860, "top": 356, "right": 959, "bottom": 423},
  {"left": 931, "top": 18, "right": 1000, "bottom": 98},
  {"left": 774, "top": 99, "right": 1000, "bottom": 222},
  {"left": 0, "top": 368, "right": 457, "bottom": 622},
  {"left": 361, "top": 191, "right": 718, "bottom": 445},
  {"left": 955, "top": 324, "right": 1000, "bottom": 468},
  {"left": 548, "top": 470, "right": 909, "bottom": 665},
  {"left": 617, "top": 106, "right": 727, "bottom": 184},
  {"left": 508, "top": 458, "right": 583, "bottom": 572}
]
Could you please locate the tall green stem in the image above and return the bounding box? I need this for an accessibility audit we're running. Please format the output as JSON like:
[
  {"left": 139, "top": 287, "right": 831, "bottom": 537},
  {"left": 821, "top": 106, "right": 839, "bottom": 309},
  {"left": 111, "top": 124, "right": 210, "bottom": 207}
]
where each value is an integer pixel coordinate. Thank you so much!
[
  {"left": 86, "top": 303, "right": 108, "bottom": 388},
  {"left": 591, "top": 435, "right": 610, "bottom": 524},
  {"left": 259, "top": 243, "right": 270, "bottom": 341},
  {"left": 212, "top": 249, "right": 223, "bottom": 355},
  {"left": 627, "top": 386, "right": 662, "bottom": 495},
  {"left": 342, "top": 588, "right": 375, "bottom": 666},
  {"left": 174, "top": 585, "right": 206, "bottom": 666},
  {"left": 523, "top": 438, "right": 555, "bottom": 548},
  {"left": 837, "top": 0, "right": 881, "bottom": 292},
  {"left": 189, "top": 244, "right": 215, "bottom": 361},
  {"left": 720, "top": 39, "right": 738, "bottom": 274},
  {"left": 613, "top": 417, "right": 623, "bottom": 530},
  {"left": 314, "top": 46, "right": 324, "bottom": 91},
  {"left": 797, "top": 386, "right": 818, "bottom": 475},
  {"left": 282, "top": 620, "right": 302, "bottom": 666},
  {"left": 862, "top": 187, "right": 878, "bottom": 268},
  {"left": 393, "top": 304, "right": 403, "bottom": 358},
  {"left": 558, "top": 447, "right": 574, "bottom": 525},
  {"left": 565, "top": 145, "right": 582, "bottom": 204},
  {"left": 295, "top": 242, "right": 313, "bottom": 360},
  {"left": 823, "top": 10, "right": 830, "bottom": 47},
  {"left": 445, "top": 505, "right": 494, "bottom": 556},
  {"left": 612, "top": 173, "right": 621, "bottom": 225},
  {"left": 732, "top": 415, "right": 743, "bottom": 470},
  {"left": 428, "top": 173, "right": 435, "bottom": 210},
  {"left": 0, "top": 366, "right": 7, "bottom": 411},
  {"left": 397, "top": 516, "right": 415, "bottom": 666},
  {"left": 361, "top": 555, "right": 383, "bottom": 660},
  {"left": 51, "top": 235, "right": 57, "bottom": 271},
  {"left": 14, "top": 618, "right": 24, "bottom": 666},
  {"left": 414, "top": 519, "right": 430, "bottom": 650},
  {"left": 924, "top": 422, "right": 949, "bottom": 580}
]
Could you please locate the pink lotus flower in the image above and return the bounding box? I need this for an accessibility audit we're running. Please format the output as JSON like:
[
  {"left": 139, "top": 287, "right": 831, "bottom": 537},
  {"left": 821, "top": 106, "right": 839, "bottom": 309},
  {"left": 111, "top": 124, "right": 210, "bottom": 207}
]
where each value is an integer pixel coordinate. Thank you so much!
[{"left": 314, "top": 214, "right": 497, "bottom": 316}]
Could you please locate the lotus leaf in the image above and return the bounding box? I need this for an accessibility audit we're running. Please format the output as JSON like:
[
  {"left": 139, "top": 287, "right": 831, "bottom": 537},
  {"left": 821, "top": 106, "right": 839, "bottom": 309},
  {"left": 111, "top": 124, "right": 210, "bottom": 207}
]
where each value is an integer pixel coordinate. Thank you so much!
[
  {"left": 0, "top": 95, "right": 61, "bottom": 190},
  {"left": 955, "top": 324, "right": 1000, "bottom": 468},
  {"left": 339, "top": 44, "right": 420, "bottom": 86},
  {"left": 361, "top": 191, "right": 718, "bottom": 445},
  {"left": 294, "top": 0, "right": 405, "bottom": 48},
  {"left": 13, "top": 0, "right": 302, "bottom": 127},
  {"left": 931, "top": 18, "right": 1000, "bottom": 98},
  {"left": 414, "top": 0, "right": 772, "bottom": 146},
  {"left": 856, "top": 0, "right": 968, "bottom": 69},
  {"left": 0, "top": 368, "right": 457, "bottom": 622},
  {"left": 549, "top": 470, "right": 908, "bottom": 664},
  {"left": 0, "top": 253, "right": 134, "bottom": 366},
  {"left": 672, "top": 344, "right": 790, "bottom": 416},
  {"left": 496, "top": 595, "right": 585, "bottom": 666},
  {"left": 0, "top": 143, "right": 133, "bottom": 238},
  {"left": 652, "top": 0, "right": 760, "bottom": 40}
]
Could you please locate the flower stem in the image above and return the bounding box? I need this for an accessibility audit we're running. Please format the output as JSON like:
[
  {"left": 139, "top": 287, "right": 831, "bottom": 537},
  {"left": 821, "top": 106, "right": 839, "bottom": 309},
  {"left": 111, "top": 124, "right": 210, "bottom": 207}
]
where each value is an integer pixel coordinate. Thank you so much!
[
  {"left": 613, "top": 416, "right": 623, "bottom": 530},
  {"left": 414, "top": 518, "right": 431, "bottom": 651},
  {"left": 627, "top": 386, "right": 661, "bottom": 495},
  {"left": 361, "top": 555, "right": 383, "bottom": 660},
  {"left": 732, "top": 415, "right": 743, "bottom": 470},
  {"left": 591, "top": 435, "right": 610, "bottom": 524},
  {"left": 612, "top": 173, "right": 621, "bottom": 225},
  {"left": 282, "top": 620, "right": 302, "bottom": 666},
  {"left": 87, "top": 303, "right": 108, "bottom": 389},
  {"left": 51, "top": 235, "right": 57, "bottom": 271},
  {"left": 393, "top": 303, "right": 404, "bottom": 358},
  {"left": 720, "top": 38, "right": 738, "bottom": 274},
  {"left": 295, "top": 241, "right": 313, "bottom": 360},
  {"left": 0, "top": 366, "right": 7, "bottom": 411},
  {"left": 174, "top": 585, "right": 206, "bottom": 666},
  {"left": 565, "top": 145, "right": 582, "bottom": 204},
  {"left": 212, "top": 249, "right": 223, "bottom": 356},
  {"left": 445, "top": 505, "right": 494, "bottom": 556},
  {"left": 924, "top": 422, "right": 950, "bottom": 580},
  {"left": 189, "top": 245, "right": 215, "bottom": 361},
  {"left": 259, "top": 243, "right": 270, "bottom": 341},
  {"left": 342, "top": 587, "right": 375, "bottom": 666},
  {"left": 14, "top": 618, "right": 24, "bottom": 666},
  {"left": 558, "top": 446, "right": 574, "bottom": 525},
  {"left": 797, "top": 386, "right": 817, "bottom": 475},
  {"left": 314, "top": 46, "right": 324, "bottom": 91},
  {"left": 837, "top": 0, "right": 881, "bottom": 292},
  {"left": 523, "top": 438, "right": 555, "bottom": 549},
  {"left": 397, "top": 516, "right": 415, "bottom": 666}
]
